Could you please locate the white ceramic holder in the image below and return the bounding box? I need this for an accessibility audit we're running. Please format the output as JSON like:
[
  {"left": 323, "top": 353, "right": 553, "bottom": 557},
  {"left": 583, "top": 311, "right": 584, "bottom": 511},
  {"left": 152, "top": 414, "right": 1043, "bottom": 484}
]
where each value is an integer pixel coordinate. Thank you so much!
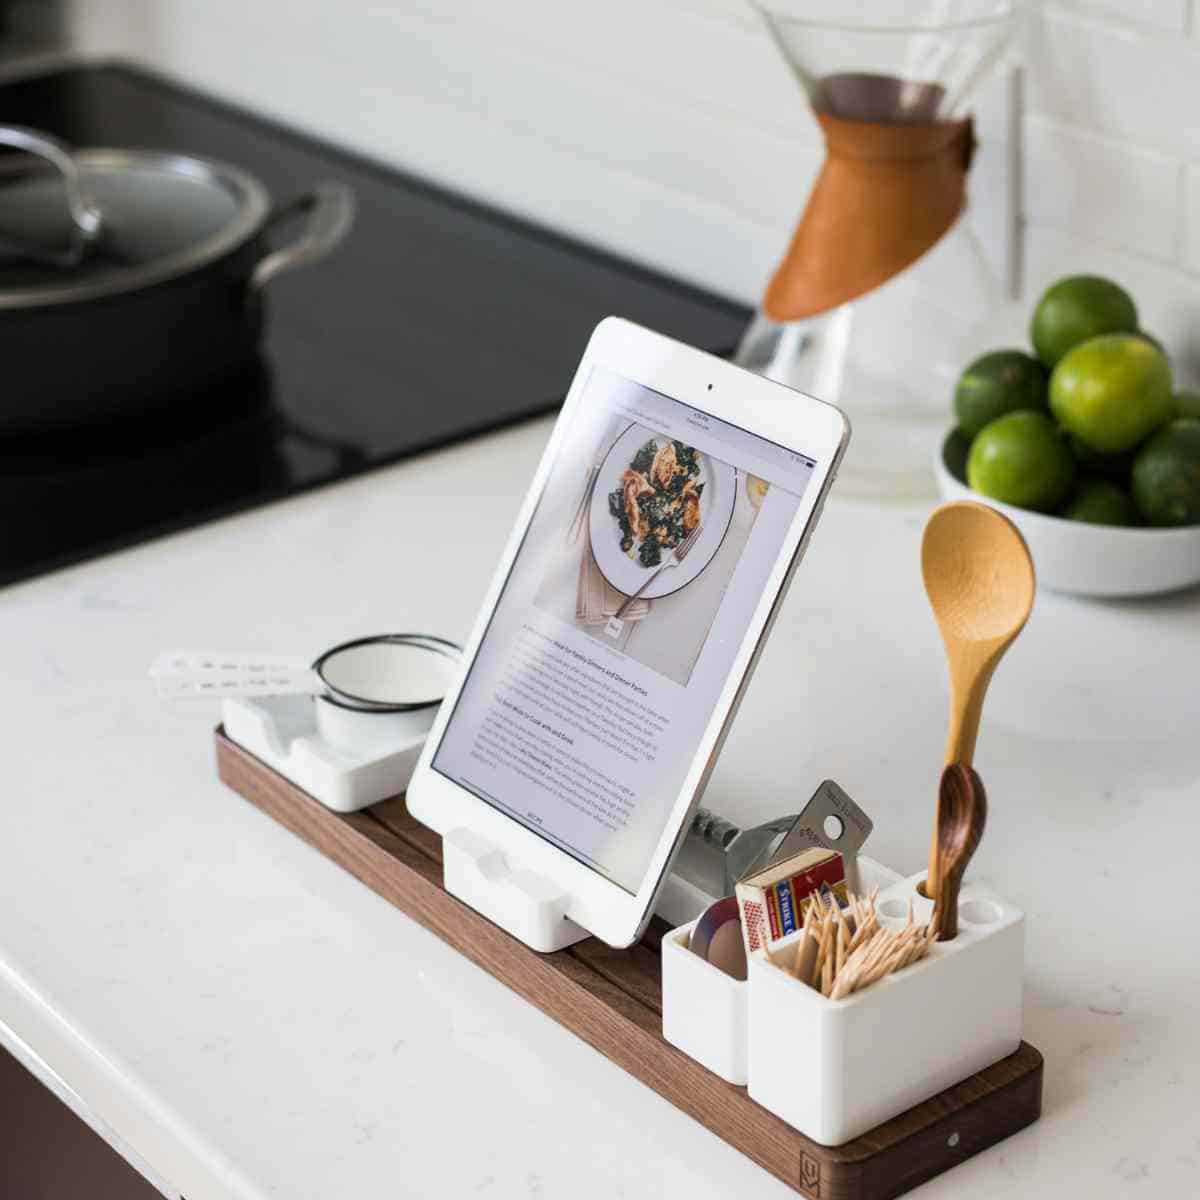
[
  {"left": 443, "top": 825, "right": 717, "bottom": 954},
  {"left": 663, "top": 857, "right": 899, "bottom": 1086},
  {"left": 662, "top": 916, "right": 751, "bottom": 1084},
  {"left": 222, "top": 694, "right": 434, "bottom": 813},
  {"left": 751, "top": 872, "right": 1023, "bottom": 1145},
  {"left": 662, "top": 859, "right": 1024, "bottom": 1144},
  {"left": 442, "top": 826, "right": 590, "bottom": 952}
]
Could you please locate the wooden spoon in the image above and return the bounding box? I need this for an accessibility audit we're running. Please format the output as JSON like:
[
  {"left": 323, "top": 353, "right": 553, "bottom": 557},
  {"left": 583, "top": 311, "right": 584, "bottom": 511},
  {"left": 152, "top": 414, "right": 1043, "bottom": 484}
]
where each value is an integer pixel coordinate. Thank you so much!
[
  {"left": 922, "top": 501, "right": 1034, "bottom": 892},
  {"left": 929, "top": 764, "right": 987, "bottom": 940}
]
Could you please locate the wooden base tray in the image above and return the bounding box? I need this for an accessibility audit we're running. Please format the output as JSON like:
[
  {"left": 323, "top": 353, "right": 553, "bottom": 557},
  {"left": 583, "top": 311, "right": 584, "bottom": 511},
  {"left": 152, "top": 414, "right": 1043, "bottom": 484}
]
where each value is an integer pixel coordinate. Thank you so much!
[{"left": 216, "top": 729, "right": 1042, "bottom": 1200}]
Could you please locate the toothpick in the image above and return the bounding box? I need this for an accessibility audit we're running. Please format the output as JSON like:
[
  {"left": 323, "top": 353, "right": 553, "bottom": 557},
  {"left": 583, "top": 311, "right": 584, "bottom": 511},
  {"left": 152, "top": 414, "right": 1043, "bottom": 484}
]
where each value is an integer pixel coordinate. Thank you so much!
[
  {"left": 797, "top": 933, "right": 818, "bottom": 987},
  {"left": 794, "top": 890, "right": 941, "bottom": 999}
]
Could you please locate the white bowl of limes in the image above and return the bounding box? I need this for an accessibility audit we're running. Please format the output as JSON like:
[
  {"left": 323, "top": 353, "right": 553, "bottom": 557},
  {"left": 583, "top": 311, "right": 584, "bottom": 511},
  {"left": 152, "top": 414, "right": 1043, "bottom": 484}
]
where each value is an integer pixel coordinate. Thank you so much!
[
  {"left": 936, "top": 430, "right": 1200, "bottom": 597},
  {"left": 936, "top": 275, "right": 1200, "bottom": 598}
]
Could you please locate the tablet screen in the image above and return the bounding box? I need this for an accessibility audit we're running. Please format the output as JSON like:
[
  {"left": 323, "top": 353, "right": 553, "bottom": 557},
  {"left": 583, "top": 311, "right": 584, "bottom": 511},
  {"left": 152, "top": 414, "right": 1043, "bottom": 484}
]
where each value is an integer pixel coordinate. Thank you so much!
[{"left": 433, "top": 367, "right": 818, "bottom": 895}]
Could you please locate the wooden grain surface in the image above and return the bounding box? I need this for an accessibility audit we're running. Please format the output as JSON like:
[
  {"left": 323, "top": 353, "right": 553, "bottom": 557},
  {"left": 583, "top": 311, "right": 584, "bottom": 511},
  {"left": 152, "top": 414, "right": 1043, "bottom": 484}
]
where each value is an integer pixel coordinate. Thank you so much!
[{"left": 215, "top": 729, "right": 1042, "bottom": 1200}]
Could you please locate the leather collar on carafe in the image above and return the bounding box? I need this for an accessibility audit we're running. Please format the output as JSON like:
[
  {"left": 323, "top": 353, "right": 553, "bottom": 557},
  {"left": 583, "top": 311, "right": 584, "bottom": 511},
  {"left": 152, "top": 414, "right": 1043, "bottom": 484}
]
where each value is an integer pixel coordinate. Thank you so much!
[{"left": 763, "top": 112, "right": 976, "bottom": 322}]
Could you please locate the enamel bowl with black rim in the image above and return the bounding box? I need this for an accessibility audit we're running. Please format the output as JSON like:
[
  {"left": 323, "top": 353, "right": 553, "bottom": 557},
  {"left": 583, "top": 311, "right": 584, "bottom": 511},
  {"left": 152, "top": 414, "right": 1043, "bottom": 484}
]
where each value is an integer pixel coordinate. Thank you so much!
[{"left": 935, "top": 431, "right": 1200, "bottom": 598}]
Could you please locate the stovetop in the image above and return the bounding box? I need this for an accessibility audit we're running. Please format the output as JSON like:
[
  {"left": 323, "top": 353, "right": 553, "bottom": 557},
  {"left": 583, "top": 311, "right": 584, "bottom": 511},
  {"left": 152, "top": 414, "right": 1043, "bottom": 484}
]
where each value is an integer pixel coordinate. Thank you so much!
[{"left": 0, "top": 63, "right": 748, "bottom": 588}]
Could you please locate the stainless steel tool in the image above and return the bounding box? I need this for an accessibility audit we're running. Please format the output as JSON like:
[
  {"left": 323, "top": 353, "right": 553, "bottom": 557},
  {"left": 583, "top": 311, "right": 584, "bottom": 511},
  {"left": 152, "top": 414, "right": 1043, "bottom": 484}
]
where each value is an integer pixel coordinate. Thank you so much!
[{"left": 676, "top": 780, "right": 874, "bottom": 898}]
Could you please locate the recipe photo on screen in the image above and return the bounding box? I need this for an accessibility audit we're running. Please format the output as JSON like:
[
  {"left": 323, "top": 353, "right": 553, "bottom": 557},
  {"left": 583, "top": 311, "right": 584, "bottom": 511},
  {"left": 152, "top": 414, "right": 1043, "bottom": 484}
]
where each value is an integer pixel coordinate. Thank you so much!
[{"left": 434, "top": 366, "right": 819, "bottom": 894}]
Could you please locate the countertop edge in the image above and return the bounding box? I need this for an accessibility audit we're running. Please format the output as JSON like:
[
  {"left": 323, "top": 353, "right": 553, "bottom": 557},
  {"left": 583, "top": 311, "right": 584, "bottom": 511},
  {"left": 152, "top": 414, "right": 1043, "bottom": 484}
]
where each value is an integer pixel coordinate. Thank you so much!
[{"left": 0, "top": 954, "right": 266, "bottom": 1200}]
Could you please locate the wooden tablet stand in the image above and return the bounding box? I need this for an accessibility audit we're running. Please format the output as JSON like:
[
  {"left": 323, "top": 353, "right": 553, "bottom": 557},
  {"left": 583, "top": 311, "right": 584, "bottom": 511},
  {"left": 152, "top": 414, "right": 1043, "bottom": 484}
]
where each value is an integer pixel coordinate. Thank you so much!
[{"left": 216, "top": 727, "right": 1042, "bottom": 1199}]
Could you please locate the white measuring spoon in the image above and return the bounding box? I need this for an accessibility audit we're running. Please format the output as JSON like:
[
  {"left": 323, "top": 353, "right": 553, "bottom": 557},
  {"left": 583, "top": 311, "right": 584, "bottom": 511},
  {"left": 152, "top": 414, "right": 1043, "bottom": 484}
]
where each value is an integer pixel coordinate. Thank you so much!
[{"left": 150, "top": 635, "right": 460, "bottom": 710}]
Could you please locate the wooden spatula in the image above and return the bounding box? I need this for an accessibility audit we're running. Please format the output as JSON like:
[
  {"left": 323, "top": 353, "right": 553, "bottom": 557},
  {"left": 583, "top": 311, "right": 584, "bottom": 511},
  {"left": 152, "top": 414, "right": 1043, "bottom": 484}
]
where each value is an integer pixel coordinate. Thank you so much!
[
  {"left": 922, "top": 501, "right": 1034, "bottom": 894},
  {"left": 929, "top": 764, "right": 987, "bottom": 940}
]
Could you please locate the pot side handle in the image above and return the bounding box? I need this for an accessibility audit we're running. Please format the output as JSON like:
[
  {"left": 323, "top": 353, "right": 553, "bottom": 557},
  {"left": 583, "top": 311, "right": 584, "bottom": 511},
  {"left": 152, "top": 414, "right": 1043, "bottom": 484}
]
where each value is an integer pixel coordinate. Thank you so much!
[{"left": 251, "top": 181, "right": 355, "bottom": 291}]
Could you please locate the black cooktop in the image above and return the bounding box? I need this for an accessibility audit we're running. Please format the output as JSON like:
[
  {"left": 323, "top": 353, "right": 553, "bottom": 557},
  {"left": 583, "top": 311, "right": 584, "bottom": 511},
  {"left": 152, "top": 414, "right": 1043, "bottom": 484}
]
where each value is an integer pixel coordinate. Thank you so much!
[{"left": 0, "top": 63, "right": 748, "bottom": 587}]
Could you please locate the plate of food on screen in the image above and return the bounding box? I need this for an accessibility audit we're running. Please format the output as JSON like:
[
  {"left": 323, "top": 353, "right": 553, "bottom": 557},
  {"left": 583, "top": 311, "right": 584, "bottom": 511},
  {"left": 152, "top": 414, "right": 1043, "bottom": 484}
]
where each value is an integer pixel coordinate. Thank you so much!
[{"left": 588, "top": 423, "right": 737, "bottom": 601}]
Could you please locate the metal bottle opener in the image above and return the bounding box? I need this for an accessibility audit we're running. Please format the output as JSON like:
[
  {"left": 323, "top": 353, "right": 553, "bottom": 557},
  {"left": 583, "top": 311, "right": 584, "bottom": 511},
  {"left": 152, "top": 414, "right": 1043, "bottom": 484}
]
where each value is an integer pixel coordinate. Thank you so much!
[{"left": 676, "top": 780, "right": 874, "bottom": 898}]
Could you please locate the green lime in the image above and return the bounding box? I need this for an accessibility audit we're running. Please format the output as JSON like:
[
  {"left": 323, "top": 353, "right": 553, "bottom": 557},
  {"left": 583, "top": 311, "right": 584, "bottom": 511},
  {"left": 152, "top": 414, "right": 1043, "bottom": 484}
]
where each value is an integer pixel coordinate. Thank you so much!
[
  {"left": 1049, "top": 333, "right": 1173, "bottom": 453},
  {"left": 1136, "top": 331, "right": 1167, "bottom": 357},
  {"left": 953, "top": 349, "right": 1048, "bottom": 437},
  {"left": 1131, "top": 417, "right": 1200, "bottom": 526},
  {"left": 1031, "top": 275, "right": 1139, "bottom": 367},
  {"left": 967, "top": 410, "right": 1076, "bottom": 512},
  {"left": 1062, "top": 478, "right": 1139, "bottom": 526},
  {"left": 1068, "top": 435, "right": 1133, "bottom": 485},
  {"left": 1174, "top": 390, "right": 1200, "bottom": 419}
]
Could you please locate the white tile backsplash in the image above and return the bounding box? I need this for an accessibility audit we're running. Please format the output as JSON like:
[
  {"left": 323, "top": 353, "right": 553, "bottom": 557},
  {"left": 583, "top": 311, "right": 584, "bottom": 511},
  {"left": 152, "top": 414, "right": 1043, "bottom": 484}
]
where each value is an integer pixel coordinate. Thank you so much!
[
  {"left": 63, "top": 0, "right": 1200, "bottom": 370},
  {"left": 1050, "top": 0, "right": 1189, "bottom": 33},
  {"left": 1026, "top": 8, "right": 1200, "bottom": 160},
  {"left": 1184, "top": 165, "right": 1200, "bottom": 275},
  {"left": 1023, "top": 115, "right": 1181, "bottom": 262}
]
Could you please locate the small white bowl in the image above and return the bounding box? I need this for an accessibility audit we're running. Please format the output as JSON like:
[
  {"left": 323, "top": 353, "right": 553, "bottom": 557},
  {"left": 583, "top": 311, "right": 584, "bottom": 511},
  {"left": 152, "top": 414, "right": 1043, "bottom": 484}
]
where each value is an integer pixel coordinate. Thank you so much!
[
  {"left": 935, "top": 432, "right": 1200, "bottom": 597},
  {"left": 312, "top": 634, "right": 461, "bottom": 757},
  {"left": 314, "top": 694, "right": 441, "bottom": 758}
]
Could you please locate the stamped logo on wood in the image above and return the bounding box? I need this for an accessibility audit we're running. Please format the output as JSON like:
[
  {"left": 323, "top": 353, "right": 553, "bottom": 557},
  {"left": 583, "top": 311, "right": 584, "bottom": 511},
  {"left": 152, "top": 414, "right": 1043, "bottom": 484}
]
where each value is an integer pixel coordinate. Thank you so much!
[{"left": 800, "top": 1151, "right": 821, "bottom": 1196}]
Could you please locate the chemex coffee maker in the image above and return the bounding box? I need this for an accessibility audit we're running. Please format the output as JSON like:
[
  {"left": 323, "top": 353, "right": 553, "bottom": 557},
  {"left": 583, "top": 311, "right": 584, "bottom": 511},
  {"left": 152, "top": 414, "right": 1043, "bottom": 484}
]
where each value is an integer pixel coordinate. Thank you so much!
[{"left": 736, "top": 0, "right": 1016, "bottom": 498}]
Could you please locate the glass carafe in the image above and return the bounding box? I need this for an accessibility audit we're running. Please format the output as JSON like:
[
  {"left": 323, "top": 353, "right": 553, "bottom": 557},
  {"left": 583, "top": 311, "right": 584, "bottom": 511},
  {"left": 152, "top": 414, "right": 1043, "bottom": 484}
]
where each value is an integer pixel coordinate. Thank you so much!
[{"left": 736, "top": 1, "right": 1016, "bottom": 499}]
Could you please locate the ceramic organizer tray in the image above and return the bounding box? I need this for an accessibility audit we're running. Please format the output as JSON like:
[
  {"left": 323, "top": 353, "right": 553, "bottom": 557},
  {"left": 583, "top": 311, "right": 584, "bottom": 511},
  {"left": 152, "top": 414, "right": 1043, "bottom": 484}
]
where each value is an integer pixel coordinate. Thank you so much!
[
  {"left": 221, "top": 694, "right": 430, "bottom": 813},
  {"left": 662, "top": 858, "right": 1025, "bottom": 1147},
  {"left": 214, "top": 728, "right": 1043, "bottom": 1199}
]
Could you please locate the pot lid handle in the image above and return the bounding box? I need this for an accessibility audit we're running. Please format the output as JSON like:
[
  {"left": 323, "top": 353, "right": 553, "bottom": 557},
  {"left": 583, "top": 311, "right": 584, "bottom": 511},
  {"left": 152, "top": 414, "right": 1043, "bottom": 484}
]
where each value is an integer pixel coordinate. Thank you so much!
[{"left": 0, "top": 125, "right": 104, "bottom": 263}]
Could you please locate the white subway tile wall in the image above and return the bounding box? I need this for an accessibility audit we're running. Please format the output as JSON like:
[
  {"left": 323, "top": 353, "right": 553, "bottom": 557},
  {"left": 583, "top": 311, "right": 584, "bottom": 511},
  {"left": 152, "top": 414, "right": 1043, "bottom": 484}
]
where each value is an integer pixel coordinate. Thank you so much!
[
  {"left": 1024, "top": 8, "right": 1200, "bottom": 159},
  {"left": 1052, "top": 0, "right": 1189, "bottom": 34},
  {"left": 1185, "top": 166, "right": 1200, "bottom": 275},
  {"left": 65, "top": 0, "right": 1200, "bottom": 377},
  {"left": 1022, "top": 2, "right": 1200, "bottom": 382},
  {"left": 1022, "top": 115, "right": 1181, "bottom": 262}
]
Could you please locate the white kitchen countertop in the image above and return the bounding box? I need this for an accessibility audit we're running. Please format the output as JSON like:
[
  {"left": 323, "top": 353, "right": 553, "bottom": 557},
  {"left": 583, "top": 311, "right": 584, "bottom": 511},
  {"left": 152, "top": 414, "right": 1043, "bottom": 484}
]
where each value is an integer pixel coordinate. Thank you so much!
[{"left": 2, "top": 415, "right": 1198, "bottom": 1199}]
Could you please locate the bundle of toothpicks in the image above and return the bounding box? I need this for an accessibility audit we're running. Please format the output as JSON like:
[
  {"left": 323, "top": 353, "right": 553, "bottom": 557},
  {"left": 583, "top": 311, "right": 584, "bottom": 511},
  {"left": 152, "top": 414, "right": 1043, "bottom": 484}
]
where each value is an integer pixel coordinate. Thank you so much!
[{"left": 789, "top": 889, "right": 935, "bottom": 1001}]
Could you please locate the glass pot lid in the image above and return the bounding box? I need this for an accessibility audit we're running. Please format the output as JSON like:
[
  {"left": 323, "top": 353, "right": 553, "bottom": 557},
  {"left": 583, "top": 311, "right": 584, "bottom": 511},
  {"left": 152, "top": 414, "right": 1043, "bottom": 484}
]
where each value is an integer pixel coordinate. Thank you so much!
[{"left": 0, "top": 144, "right": 269, "bottom": 307}]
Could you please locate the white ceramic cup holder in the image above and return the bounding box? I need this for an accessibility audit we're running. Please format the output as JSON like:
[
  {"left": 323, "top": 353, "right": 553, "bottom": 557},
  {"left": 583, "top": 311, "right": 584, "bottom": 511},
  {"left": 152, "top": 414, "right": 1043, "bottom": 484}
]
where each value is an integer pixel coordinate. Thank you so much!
[
  {"left": 662, "top": 856, "right": 1024, "bottom": 1146},
  {"left": 216, "top": 634, "right": 463, "bottom": 813}
]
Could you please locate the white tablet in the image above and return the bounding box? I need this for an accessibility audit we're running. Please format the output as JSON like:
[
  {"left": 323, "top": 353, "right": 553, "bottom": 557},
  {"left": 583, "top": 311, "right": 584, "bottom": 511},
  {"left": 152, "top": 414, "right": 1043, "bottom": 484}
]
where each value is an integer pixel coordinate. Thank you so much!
[{"left": 408, "top": 317, "right": 849, "bottom": 948}]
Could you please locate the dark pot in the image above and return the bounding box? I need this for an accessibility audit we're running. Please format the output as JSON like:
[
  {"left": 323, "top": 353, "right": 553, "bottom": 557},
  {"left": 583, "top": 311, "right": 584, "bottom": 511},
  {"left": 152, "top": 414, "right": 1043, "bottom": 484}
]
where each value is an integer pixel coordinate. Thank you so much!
[{"left": 0, "top": 126, "right": 354, "bottom": 434}]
